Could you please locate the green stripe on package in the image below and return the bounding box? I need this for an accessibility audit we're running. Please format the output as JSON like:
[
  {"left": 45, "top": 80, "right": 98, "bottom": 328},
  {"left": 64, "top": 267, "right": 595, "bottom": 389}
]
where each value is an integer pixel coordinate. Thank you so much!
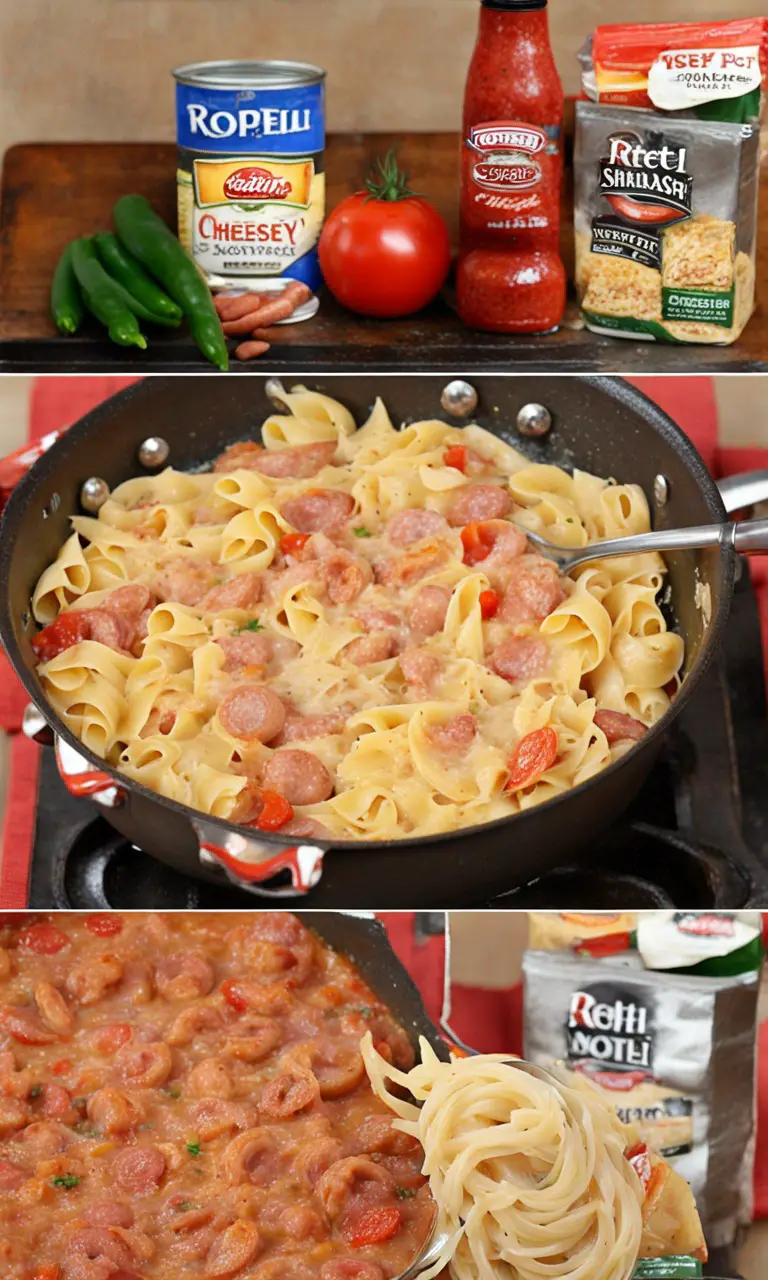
[{"left": 634, "top": 1258, "right": 703, "bottom": 1278}]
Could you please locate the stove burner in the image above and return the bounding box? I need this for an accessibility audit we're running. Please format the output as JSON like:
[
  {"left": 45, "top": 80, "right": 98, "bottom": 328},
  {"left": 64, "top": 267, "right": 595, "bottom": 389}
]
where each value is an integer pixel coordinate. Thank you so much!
[{"left": 25, "top": 570, "right": 768, "bottom": 909}]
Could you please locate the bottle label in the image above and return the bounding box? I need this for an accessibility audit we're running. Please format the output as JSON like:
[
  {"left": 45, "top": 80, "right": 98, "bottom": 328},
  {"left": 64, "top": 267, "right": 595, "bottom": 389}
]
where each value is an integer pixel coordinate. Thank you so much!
[{"left": 468, "top": 121, "right": 549, "bottom": 192}]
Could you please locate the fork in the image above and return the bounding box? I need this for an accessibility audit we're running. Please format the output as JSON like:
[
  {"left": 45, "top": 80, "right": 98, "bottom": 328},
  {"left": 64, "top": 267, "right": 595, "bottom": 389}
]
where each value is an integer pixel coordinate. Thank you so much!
[{"left": 521, "top": 517, "right": 768, "bottom": 575}]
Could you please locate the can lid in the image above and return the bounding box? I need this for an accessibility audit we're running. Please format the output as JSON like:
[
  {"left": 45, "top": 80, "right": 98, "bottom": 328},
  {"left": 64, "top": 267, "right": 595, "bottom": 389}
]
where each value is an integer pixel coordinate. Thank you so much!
[
  {"left": 172, "top": 59, "right": 326, "bottom": 89},
  {"left": 482, "top": 0, "right": 547, "bottom": 9}
]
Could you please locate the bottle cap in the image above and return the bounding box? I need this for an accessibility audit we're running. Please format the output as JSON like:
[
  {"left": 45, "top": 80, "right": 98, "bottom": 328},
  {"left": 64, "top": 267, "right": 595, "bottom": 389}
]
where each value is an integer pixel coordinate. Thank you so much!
[{"left": 482, "top": 0, "right": 547, "bottom": 10}]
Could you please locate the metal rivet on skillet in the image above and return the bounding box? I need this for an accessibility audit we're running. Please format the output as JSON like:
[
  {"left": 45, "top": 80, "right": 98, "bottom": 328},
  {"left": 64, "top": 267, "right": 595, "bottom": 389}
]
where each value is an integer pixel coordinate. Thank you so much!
[
  {"left": 265, "top": 378, "right": 291, "bottom": 412},
  {"left": 516, "top": 403, "right": 552, "bottom": 438},
  {"left": 138, "top": 436, "right": 170, "bottom": 468},
  {"left": 41, "top": 492, "right": 61, "bottom": 519},
  {"left": 653, "top": 475, "right": 670, "bottom": 507},
  {"left": 80, "top": 477, "right": 110, "bottom": 513},
  {"left": 440, "top": 380, "right": 478, "bottom": 418}
]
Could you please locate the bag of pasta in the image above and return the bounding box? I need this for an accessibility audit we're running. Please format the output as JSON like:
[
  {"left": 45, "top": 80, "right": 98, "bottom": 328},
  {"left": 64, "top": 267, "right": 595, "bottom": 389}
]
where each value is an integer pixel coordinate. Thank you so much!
[
  {"left": 528, "top": 912, "right": 636, "bottom": 951},
  {"left": 523, "top": 947, "right": 760, "bottom": 1247},
  {"left": 574, "top": 18, "right": 768, "bottom": 345}
]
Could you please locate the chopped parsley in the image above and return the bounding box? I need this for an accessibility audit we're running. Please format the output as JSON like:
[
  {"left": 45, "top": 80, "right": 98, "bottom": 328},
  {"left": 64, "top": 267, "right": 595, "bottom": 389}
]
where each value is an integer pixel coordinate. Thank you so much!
[
  {"left": 29, "top": 1085, "right": 42, "bottom": 1099},
  {"left": 72, "top": 1096, "right": 87, "bottom": 1110},
  {"left": 565, "top": 517, "right": 575, "bottom": 524},
  {"left": 52, "top": 1174, "right": 80, "bottom": 1190},
  {"left": 165, "top": 1085, "right": 182, "bottom": 1099},
  {"left": 186, "top": 1141, "right": 203, "bottom": 1157},
  {"left": 353, "top": 526, "right": 372, "bottom": 538},
  {"left": 395, "top": 1186, "right": 416, "bottom": 1200},
  {"left": 358, "top": 1006, "right": 375, "bottom": 1020},
  {"left": 175, "top": 1200, "right": 196, "bottom": 1212},
  {"left": 237, "top": 618, "right": 265, "bottom": 634}
]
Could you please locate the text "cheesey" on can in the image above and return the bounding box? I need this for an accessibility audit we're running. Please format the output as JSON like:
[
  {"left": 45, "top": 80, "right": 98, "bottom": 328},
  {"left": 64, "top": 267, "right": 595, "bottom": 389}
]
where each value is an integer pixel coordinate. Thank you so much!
[{"left": 173, "top": 59, "right": 326, "bottom": 290}]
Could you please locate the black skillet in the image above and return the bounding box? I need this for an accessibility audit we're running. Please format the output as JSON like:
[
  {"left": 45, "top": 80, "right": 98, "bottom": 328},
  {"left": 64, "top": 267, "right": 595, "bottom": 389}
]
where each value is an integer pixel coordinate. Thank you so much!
[{"left": 0, "top": 375, "right": 746, "bottom": 906}]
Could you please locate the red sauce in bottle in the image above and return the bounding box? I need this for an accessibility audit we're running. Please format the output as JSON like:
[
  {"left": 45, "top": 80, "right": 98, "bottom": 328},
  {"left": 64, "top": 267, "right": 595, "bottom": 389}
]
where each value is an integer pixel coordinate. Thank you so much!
[{"left": 458, "top": 0, "right": 566, "bottom": 333}]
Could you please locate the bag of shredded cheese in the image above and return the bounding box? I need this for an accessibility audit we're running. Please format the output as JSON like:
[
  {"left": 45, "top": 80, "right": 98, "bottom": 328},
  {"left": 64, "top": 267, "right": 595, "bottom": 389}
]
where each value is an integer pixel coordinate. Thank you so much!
[
  {"left": 574, "top": 19, "right": 768, "bottom": 344},
  {"left": 523, "top": 947, "right": 760, "bottom": 1247}
]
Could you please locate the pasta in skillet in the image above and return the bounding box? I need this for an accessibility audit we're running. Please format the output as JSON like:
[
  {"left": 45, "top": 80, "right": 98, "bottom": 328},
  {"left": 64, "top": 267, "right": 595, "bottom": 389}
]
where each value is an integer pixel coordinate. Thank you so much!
[{"left": 30, "top": 390, "right": 684, "bottom": 841}]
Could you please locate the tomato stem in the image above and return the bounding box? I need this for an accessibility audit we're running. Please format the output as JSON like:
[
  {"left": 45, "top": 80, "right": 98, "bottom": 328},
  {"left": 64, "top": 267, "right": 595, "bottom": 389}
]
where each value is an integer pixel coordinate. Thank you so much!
[{"left": 364, "top": 148, "right": 421, "bottom": 202}]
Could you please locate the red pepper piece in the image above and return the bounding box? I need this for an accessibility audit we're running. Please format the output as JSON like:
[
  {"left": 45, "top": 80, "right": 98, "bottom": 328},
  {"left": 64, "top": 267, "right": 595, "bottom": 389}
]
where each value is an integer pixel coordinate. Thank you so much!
[{"left": 505, "top": 726, "right": 558, "bottom": 791}]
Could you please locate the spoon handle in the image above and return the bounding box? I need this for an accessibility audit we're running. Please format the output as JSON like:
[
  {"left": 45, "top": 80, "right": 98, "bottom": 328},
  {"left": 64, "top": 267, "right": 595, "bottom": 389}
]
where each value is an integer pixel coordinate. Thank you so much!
[
  {"left": 571, "top": 518, "right": 768, "bottom": 568},
  {"left": 733, "top": 518, "right": 768, "bottom": 556}
]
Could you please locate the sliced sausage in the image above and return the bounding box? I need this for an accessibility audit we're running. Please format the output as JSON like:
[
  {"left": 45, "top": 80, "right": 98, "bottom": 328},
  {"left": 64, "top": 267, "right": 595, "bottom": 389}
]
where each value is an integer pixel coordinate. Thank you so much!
[
  {"left": 39, "top": 1082, "right": 73, "bottom": 1119},
  {"left": 83, "top": 1200, "right": 135, "bottom": 1229},
  {"left": 317, "top": 1157, "right": 391, "bottom": 1221},
  {"left": 202, "top": 574, "right": 262, "bottom": 613},
  {"left": 447, "top": 484, "right": 512, "bottom": 526},
  {"left": 216, "top": 633, "right": 273, "bottom": 672},
  {"left": 274, "top": 712, "right": 346, "bottom": 745},
  {"left": 344, "top": 633, "right": 397, "bottom": 667},
  {"left": 154, "top": 558, "right": 216, "bottom": 607},
  {"left": 187, "top": 1057, "right": 233, "bottom": 1100},
  {"left": 322, "top": 551, "right": 373, "bottom": 605},
  {"left": 377, "top": 545, "right": 449, "bottom": 588},
  {"left": 281, "top": 490, "right": 354, "bottom": 534},
  {"left": 0, "top": 1098, "right": 29, "bottom": 1136},
  {"left": 87, "top": 1088, "right": 144, "bottom": 1134},
  {"left": 427, "top": 713, "right": 477, "bottom": 754},
  {"left": 22, "top": 1119, "right": 71, "bottom": 1160},
  {"left": 107, "top": 585, "right": 156, "bottom": 616},
  {"left": 65, "top": 954, "right": 123, "bottom": 1006},
  {"left": 353, "top": 606, "right": 401, "bottom": 631},
  {"left": 275, "top": 816, "right": 331, "bottom": 839},
  {"left": 63, "top": 1227, "right": 133, "bottom": 1279},
  {"left": 407, "top": 584, "right": 451, "bottom": 637},
  {"left": 321, "top": 1262, "right": 385, "bottom": 1280},
  {"left": 82, "top": 608, "right": 135, "bottom": 654},
  {"left": 223, "top": 1015, "right": 282, "bottom": 1065},
  {"left": 259, "top": 1067, "right": 319, "bottom": 1119},
  {"left": 34, "top": 981, "right": 75, "bottom": 1035},
  {"left": 213, "top": 442, "right": 264, "bottom": 471},
  {"left": 222, "top": 1127, "right": 282, "bottom": 1187},
  {"left": 400, "top": 648, "right": 443, "bottom": 692},
  {"left": 292, "top": 1137, "right": 344, "bottom": 1189},
  {"left": 166, "top": 1004, "right": 224, "bottom": 1047},
  {"left": 190, "top": 1099, "right": 252, "bottom": 1141},
  {"left": 155, "top": 952, "right": 215, "bottom": 1002},
  {"left": 289, "top": 1040, "right": 366, "bottom": 1099},
  {"left": 594, "top": 709, "right": 648, "bottom": 743},
  {"left": 259, "top": 1202, "right": 327, "bottom": 1243},
  {"left": 218, "top": 686, "right": 287, "bottom": 744},
  {"left": 499, "top": 556, "right": 564, "bottom": 625},
  {"left": 387, "top": 509, "right": 449, "bottom": 548},
  {"left": 262, "top": 749, "right": 334, "bottom": 805},
  {"left": 0, "top": 1006, "right": 57, "bottom": 1045},
  {"left": 205, "top": 1219, "right": 262, "bottom": 1277},
  {"left": 491, "top": 635, "right": 551, "bottom": 682},
  {"left": 249, "top": 441, "right": 336, "bottom": 480},
  {"left": 111, "top": 1145, "right": 166, "bottom": 1195},
  {"left": 115, "top": 1042, "right": 173, "bottom": 1088},
  {"left": 354, "top": 1115, "right": 420, "bottom": 1157},
  {"left": 0, "top": 1158, "right": 24, "bottom": 1190}
]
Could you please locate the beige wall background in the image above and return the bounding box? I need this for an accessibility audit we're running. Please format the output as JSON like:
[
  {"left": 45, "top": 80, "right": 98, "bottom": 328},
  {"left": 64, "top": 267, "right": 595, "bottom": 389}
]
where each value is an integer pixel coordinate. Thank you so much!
[{"left": 2, "top": 0, "right": 767, "bottom": 159}]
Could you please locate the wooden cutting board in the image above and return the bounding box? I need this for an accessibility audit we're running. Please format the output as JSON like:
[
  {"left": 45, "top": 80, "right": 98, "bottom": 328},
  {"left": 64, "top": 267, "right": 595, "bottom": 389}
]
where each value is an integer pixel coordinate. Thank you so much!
[{"left": 1, "top": 127, "right": 766, "bottom": 372}]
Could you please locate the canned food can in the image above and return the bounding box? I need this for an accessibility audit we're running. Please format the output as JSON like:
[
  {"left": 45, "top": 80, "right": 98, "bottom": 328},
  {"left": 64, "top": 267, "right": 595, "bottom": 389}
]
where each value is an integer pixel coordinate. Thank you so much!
[{"left": 173, "top": 60, "right": 326, "bottom": 291}]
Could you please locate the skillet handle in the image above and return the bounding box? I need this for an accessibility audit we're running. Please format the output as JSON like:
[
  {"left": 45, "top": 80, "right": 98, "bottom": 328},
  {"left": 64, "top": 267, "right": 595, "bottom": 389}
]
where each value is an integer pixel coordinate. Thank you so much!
[
  {"left": 193, "top": 819, "right": 326, "bottom": 897},
  {"left": 0, "top": 430, "right": 65, "bottom": 516},
  {"left": 718, "top": 470, "right": 768, "bottom": 516},
  {"left": 733, "top": 517, "right": 768, "bottom": 556}
]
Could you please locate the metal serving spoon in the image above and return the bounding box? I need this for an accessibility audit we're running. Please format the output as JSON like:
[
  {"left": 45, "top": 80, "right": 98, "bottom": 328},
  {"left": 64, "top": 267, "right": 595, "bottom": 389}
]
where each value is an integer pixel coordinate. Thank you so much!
[
  {"left": 391, "top": 1059, "right": 574, "bottom": 1280},
  {"left": 522, "top": 517, "right": 768, "bottom": 575}
]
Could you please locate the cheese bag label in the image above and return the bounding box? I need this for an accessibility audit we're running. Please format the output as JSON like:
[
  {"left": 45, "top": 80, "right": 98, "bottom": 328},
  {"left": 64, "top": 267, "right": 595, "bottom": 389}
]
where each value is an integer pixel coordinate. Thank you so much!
[
  {"left": 574, "top": 18, "right": 766, "bottom": 345},
  {"left": 523, "top": 949, "right": 760, "bottom": 1247}
]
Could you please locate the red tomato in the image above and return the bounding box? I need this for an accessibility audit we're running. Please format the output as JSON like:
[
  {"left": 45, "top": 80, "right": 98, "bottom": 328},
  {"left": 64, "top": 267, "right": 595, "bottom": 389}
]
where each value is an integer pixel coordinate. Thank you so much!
[
  {"left": 444, "top": 445, "right": 468, "bottom": 473},
  {"left": 626, "top": 1142, "right": 652, "bottom": 1190},
  {"left": 279, "top": 532, "right": 310, "bottom": 558},
  {"left": 51, "top": 1059, "right": 73, "bottom": 1076},
  {"left": 505, "top": 727, "right": 558, "bottom": 791},
  {"left": 221, "top": 979, "right": 248, "bottom": 1013},
  {"left": 319, "top": 150, "right": 451, "bottom": 319},
  {"left": 460, "top": 521, "right": 495, "bottom": 566},
  {"left": 31, "top": 613, "right": 90, "bottom": 663},
  {"left": 0, "top": 1007, "right": 57, "bottom": 1046},
  {"left": 19, "top": 922, "right": 70, "bottom": 954},
  {"left": 479, "top": 589, "right": 499, "bottom": 620},
  {"left": 85, "top": 914, "right": 124, "bottom": 938},
  {"left": 95, "top": 1023, "right": 132, "bottom": 1055},
  {"left": 249, "top": 790, "right": 294, "bottom": 833},
  {"left": 345, "top": 1205, "right": 402, "bottom": 1247}
]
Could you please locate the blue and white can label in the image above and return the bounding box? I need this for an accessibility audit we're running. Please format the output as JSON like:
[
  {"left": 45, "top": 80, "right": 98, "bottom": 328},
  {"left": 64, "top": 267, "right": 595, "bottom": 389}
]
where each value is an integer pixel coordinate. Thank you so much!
[{"left": 174, "top": 63, "right": 325, "bottom": 290}]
